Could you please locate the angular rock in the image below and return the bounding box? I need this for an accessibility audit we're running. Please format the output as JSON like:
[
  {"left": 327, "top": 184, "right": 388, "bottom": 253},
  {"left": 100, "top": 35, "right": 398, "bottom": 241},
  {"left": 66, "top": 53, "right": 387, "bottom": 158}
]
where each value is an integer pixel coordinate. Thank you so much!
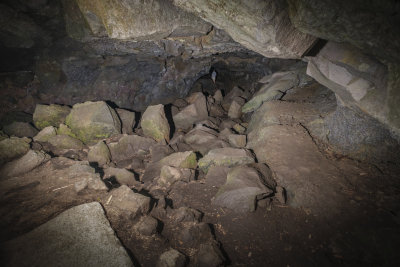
[
  {"left": 141, "top": 104, "right": 170, "bottom": 142},
  {"left": 198, "top": 147, "right": 255, "bottom": 173},
  {"left": 205, "top": 166, "right": 229, "bottom": 187},
  {"left": 275, "top": 186, "right": 286, "bottom": 204},
  {"left": 33, "top": 126, "right": 57, "bottom": 142},
  {"left": 184, "top": 125, "right": 229, "bottom": 155},
  {"left": 66, "top": 101, "right": 121, "bottom": 145},
  {"left": 228, "top": 97, "right": 246, "bottom": 119},
  {"left": 173, "top": 92, "right": 208, "bottom": 130},
  {"left": 33, "top": 104, "right": 71, "bottom": 130},
  {"left": 233, "top": 123, "right": 247, "bottom": 134},
  {"left": 116, "top": 108, "right": 136, "bottom": 134},
  {"left": 2, "top": 122, "right": 38, "bottom": 138},
  {"left": 0, "top": 150, "right": 50, "bottom": 178},
  {"left": 47, "top": 135, "right": 85, "bottom": 150},
  {"left": 222, "top": 86, "right": 244, "bottom": 111},
  {"left": 193, "top": 241, "right": 225, "bottom": 267},
  {"left": 158, "top": 166, "right": 194, "bottom": 187},
  {"left": 0, "top": 202, "right": 134, "bottom": 267},
  {"left": 110, "top": 185, "right": 151, "bottom": 216},
  {"left": 88, "top": 141, "right": 111, "bottom": 166},
  {"left": 133, "top": 216, "right": 158, "bottom": 236},
  {"left": 160, "top": 151, "right": 197, "bottom": 169},
  {"left": 0, "top": 137, "right": 31, "bottom": 165},
  {"left": 104, "top": 167, "right": 136, "bottom": 187},
  {"left": 176, "top": 222, "right": 214, "bottom": 248},
  {"left": 228, "top": 134, "right": 247, "bottom": 148},
  {"left": 218, "top": 128, "right": 234, "bottom": 141},
  {"left": 219, "top": 119, "right": 236, "bottom": 132},
  {"left": 108, "top": 134, "right": 156, "bottom": 162},
  {"left": 213, "top": 166, "right": 273, "bottom": 213},
  {"left": 157, "top": 249, "right": 186, "bottom": 267},
  {"left": 169, "top": 207, "right": 203, "bottom": 223},
  {"left": 209, "top": 103, "right": 226, "bottom": 117},
  {"left": 150, "top": 144, "right": 174, "bottom": 163},
  {"left": 213, "top": 90, "right": 223, "bottom": 103},
  {"left": 57, "top": 124, "right": 77, "bottom": 138}
]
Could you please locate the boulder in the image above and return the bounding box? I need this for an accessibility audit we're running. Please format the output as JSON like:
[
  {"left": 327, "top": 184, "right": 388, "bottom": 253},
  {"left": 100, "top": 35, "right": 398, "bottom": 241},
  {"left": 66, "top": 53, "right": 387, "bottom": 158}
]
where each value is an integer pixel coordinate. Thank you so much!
[
  {"left": 0, "top": 202, "right": 134, "bottom": 267},
  {"left": 141, "top": 104, "right": 170, "bottom": 142},
  {"left": 213, "top": 90, "right": 223, "bottom": 103},
  {"left": 184, "top": 125, "right": 229, "bottom": 155},
  {"left": 133, "top": 216, "right": 159, "bottom": 236},
  {"left": 169, "top": 207, "right": 203, "bottom": 223},
  {"left": 228, "top": 97, "right": 246, "bottom": 119},
  {"left": 108, "top": 134, "right": 156, "bottom": 162},
  {"left": 198, "top": 147, "right": 255, "bottom": 173},
  {"left": 158, "top": 166, "right": 194, "bottom": 187},
  {"left": 150, "top": 144, "right": 174, "bottom": 163},
  {"left": 222, "top": 86, "right": 244, "bottom": 111},
  {"left": 88, "top": 141, "right": 111, "bottom": 166},
  {"left": 2, "top": 122, "right": 38, "bottom": 138},
  {"left": 160, "top": 151, "right": 197, "bottom": 169},
  {"left": 157, "top": 249, "right": 186, "bottom": 267},
  {"left": 110, "top": 185, "right": 151, "bottom": 216},
  {"left": 57, "top": 124, "right": 77, "bottom": 138},
  {"left": 47, "top": 135, "right": 85, "bottom": 150},
  {"left": 213, "top": 166, "right": 272, "bottom": 213},
  {"left": 0, "top": 150, "right": 50, "bottom": 178},
  {"left": 205, "top": 166, "right": 229, "bottom": 187},
  {"left": 33, "top": 126, "right": 57, "bottom": 142},
  {"left": 193, "top": 241, "right": 225, "bottom": 267},
  {"left": 33, "top": 104, "right": 71, "bottom": 130},
  {"left": 0, "top": 137, "right": 31, "bottom": 165},
  {"left": 116, "top": 108, "right": 136, "bottom": 134},
  {"left": 227, "top": 134, "right": 247, "bottom": 148},
  {"left": 104, "top": 167, "right": 136, "bottom": 187},
  {"left": 66, "top": 101, "right": 121, "bottom": 145},
  {"left": 173, "top": 92, "right": 208, "bottom": 130}
]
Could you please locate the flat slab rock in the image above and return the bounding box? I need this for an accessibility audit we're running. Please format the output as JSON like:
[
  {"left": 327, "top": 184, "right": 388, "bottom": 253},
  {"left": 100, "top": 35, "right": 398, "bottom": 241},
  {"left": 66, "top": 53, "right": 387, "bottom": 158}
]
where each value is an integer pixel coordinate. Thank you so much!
[{"left": 0, "top": 202, "right": 134, "bottom": 267}]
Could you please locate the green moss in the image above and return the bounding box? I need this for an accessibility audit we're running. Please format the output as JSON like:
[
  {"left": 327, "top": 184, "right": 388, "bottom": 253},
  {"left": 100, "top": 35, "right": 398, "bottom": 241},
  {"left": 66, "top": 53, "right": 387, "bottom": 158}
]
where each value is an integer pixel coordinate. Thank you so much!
[
  {"left": 141, "top": 120, "right": 167, "bottom": 142},
  {"left": 179, "top": 152, "right": 197, "bottom": 169}
]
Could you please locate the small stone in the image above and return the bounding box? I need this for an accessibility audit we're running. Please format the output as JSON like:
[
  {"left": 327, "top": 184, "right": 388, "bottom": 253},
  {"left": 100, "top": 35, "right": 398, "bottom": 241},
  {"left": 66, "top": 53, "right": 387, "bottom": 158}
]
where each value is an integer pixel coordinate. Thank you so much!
[
  {"left": 116, "top": 108, "right": 136, "bottom": 134},
  {"left": 104, "top": 167, "right": 137, "bottom": 187},
  {"left": 173, "top": 98, "right": 188, "bottom": 109},
  {"left": 150, "top": 144, "right": 174, "bottom": 163},
  {"left": 222, "top": 86, "right": 244, "bottom": 111},
  {"left": 157, "top": 249, "right": 186, "bottom": 267},
  {"left": 33, "top": 104, "right": 71, "bottom": 130},
  {"left": 108, "top": 134, "right": 156, "bottom": 163},
  {"left": 2, "top": 122, "right": 38, "bottom": 138},
  {"left": 228, "top": 134, "right": 246, "bottom": 148},
  {"left": 158, "top": 166, "right": 184, "bottom": 187},
  {"left": 209, "top": 104, "right": 225, "bottom": 117},
  {"left": 88, "top": 141, "right": 111, "bottom": 166},
  {"left": 176, "top": 222, "right": 214, "bottom": 248},
  {"left": 184, "top": 125, "right": 229, "bottom": 155},
  {"left": 233, "top": 123, "right": 247, "bottom": 134},
  {"left": 141, "top": 104, "right": 170, "bottom": 142},
  {"left": 33, "top": 126, "right": 57, "bottom": 142},
  {"left": 228, "top": 97, "right": 246, "bottom": 119},
  {"left": 134, "top": 216, "right": 158, "bottom": 236},
  {"left": 87, "top": 176, "right": 108, "bottom": 191},
  {"left": 219, "top": 119, "right": 236, "bottom": 131},
  {"left": 173, "top": 92, "right": 208, "bottom": 130},
  {"left": 218, "top": 128, "right": 234, "bottom": 141},
  {"left": 193, "top": 241, "right": 225, "bottom": 267},
  {"left": 0, "top": 150, "right": 50, "bottom": 178}
]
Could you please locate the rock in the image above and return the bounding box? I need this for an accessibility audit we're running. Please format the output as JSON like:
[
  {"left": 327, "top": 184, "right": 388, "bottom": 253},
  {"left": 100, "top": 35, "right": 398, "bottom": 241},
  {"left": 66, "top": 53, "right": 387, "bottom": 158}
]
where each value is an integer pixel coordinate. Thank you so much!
[
  {"left": 88, "top": 141, "right": 111, "bottom": 166},
  {"left": 176, "top": 222, "right": 214, "bottom": 248},
  {"left": 0, "top": 137, "right": 31, "bottom": 165},
  {"left": 157, "top": 249, "right": 186, "bottom": 267},
  {"left": 66, "top": 101, "right": 121, "bottom": 145},
  {"left": 209, "top": 104, "right": 226, "bottom": 117},
  {"left": 213, "top": 90, "right": 223, "bottom": 103},
  {"left": 173, "top": 98, "right": 188, "bottom": 109},
  {"left": 104, "top": 167, "right": 136, "bottom": 187},
  {"left": 213, "top": 166, "right": 272, "bottom": 213},
  {"left": 233, "top": 123, "right": 247, "bottom": 134},
  {"left": 219, "top": 119, "right": 236, "bottom": 132},
  {"left": 0, "top": 150, "right": 50, "bottom": 178},
  {"left": 110, "top": 185, "right": 151, "bottom": 216},
  {"left": 275, "top": 186, "right": 286, "bottom": 204},
  {"left": 193, "top": 241, "right": 225, "bottom": 267},
  {"left": 222, "top": 86, "right": 244, "bottom": 111},
  {"left": 57, "top": 124, "right": 77, "bottom": 138},
  {"left": 33, "top": 104, "right": 71, "bottom": 130},
  {"left": 158, "top": 166, "right": 194, "bottom": 187},
  {"left": 0, "top": 202, "right": 134, "bottom": 267},
  {"left": 198, "top": 147, "right": 255, "bottom": 173},
  {"left": 47, "top": 135, "right": 85, "bottom": 150},
  {"left": 150, "top": 144, "right": 174, "bottom": 163},
  {"left": 228, "top": 134, "right": 247, "bottom": 148},
  {"left": 141, "top": 104, "right": 170, "bottom": 142},
  {"left": 228, "top": 97, "right": 246, "bottom": 119},
  {"left": 160, "top": 151, "right": 197, "bottom": 169},
  {"left": 242, "top": 72, "right": 299, "bottom": 113},
  {"left": 173, "top": 0, "right": 316, "bottom": 58},
  {"left": 108, "top": 134, "right": 156, "bottom": 162},
  {"left": 134, "top": 216, "right": 158, "bottom": 236},
  {"left": 205, "top": 166, "right": 229, "bottom": 187},
  {"left": 184, "top": 125, "right": 229, "bottom": 155},
  {"left": 169, "top": 207, "right": 203, "bottom": 223},
  {"left": 33, "top": 126, "right": 57, "bottom": 142},
  {"left": 2, "top": 122, "right": 38, "bottom": 138},
  {"left": 116, "top": 108, "right": 136, "bottom": 134},
  {"left": 173, "top": 92, "right": 208, "bottom": 130},
  {"left": 218, "top": 128, "right": 234, "bottom": 141}
]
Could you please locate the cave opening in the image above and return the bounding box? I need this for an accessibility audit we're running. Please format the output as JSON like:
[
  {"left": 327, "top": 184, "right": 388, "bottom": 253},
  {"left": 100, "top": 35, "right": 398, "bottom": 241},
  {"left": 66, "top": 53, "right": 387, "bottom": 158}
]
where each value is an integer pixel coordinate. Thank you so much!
[{"left": 0, "top": 1, "right": 400, "bottom": 266}]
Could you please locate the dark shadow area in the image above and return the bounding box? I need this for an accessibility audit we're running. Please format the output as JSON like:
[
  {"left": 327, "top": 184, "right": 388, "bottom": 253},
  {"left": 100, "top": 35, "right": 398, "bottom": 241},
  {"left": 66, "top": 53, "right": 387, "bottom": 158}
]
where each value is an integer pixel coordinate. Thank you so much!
[
  {"left": 303, "top": 39, "right": 328, "bottom": 57},
  {"left": 163, "top": 104, "right": 175, "bottom": 140}
]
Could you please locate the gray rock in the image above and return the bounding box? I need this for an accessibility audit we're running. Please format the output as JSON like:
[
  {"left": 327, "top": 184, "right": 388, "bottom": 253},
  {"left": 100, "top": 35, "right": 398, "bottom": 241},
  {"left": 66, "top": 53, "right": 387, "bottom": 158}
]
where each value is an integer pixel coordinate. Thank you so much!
[
  {"left": 169, "top": 207, "right": 203, "bottom": 223},
  {"left": 157, "top": 249, "right": 186, "bottom": 267},
  {"left": 108, "top": 134, "right": 156, "bottom": 162},
  {"left": 0, "top": 150, "right": 50, "bottom": 178},
  {"left": 66, "top": 101, "right": 121, "bottom": 145},
  {"left": 33, "top": 104, "right": 71, "bottom": 130},
  {"left": 2, "top": 122, "right": 38, "bottom": 138},
  {"left": 198, "top": 147, "right": 255, "bottom": 173},
  {"left": 110, "top": 185, "right": 151, "bottom": 216},
  {"left": 227, "top": 134, "right": 247, "bottom": 148},
  {"left": 193, "top": 241, "right": 225, "bottom": 267},
  {"left": 160, "top": 151, "right": 198, "bottom": 169},
  {"left": 0, "top": 202, "right": 134, "bottom": 267},
  {"left": 150, "top": 144, "right": 174, "bottom": 163},
  {"left": 141, "top": 104, "right": 170, "bottom": 142},
  {"left": 184, "top": 125, "right": 229, "bottom": 155},
  {"left": 222, "top": 86, "right": 244, "bottom": 111},
  {"left": 158, "top": 166, "right": 194, "bottom": 187},
  {"left": 47, "top": 135, "right": 86, "bottom": 150},
  {"left": 88, "top": 141, "right": 111, "bottom": 166},
  {"left": 33, "top": 126, "right": 57, "bottom": 142},
  {"left": 228, "top": 97, "right": 246, "bottom": 119},
  {"left": 173, "top": 93, "right": 208, "bottom": 130},
  {"left": 116, "top": 108, "right": 136, "bottom": 134},
  {"left": 134, "top": 216, "right": 159, "bottom": 236},
  {"left": 0, "top": 137, "right": 31, "bottom": 165},
  {"left": 213, "top": 166, "right": 273, "bottom": 213},
  {"left": 104, "top": 167, "right": 137, "bottom": 187}
]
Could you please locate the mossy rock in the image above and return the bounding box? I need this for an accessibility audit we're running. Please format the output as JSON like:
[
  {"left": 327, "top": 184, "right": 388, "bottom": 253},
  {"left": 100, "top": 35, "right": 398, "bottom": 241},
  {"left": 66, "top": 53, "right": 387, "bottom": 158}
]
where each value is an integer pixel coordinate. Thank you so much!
[
  {"left": 0, "top": 137, "right": 31, "bottom": 165},
  {"left": 47, "top": 135, "right": 85, "bottom": 150},
  {"left": 33, "top": 104, "right": 71, "bottom": 130},
  {"left": 141, "top": 104, "right": 170, "bottom": 142},
  {"left": 160, "top": 151, "right": 197, "bottom": 169},
  {"left": 57, "top": 124, "right": 77, "bottom": 138}
]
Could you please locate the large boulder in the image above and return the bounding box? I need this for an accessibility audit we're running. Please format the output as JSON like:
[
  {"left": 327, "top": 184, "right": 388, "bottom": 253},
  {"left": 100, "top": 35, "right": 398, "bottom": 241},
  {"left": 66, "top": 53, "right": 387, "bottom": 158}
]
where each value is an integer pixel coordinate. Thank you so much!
[
  {"left": 108, "top": 135, "right": 156, "bottom": 163},
  {"left": 109, "top": 185, "right": 151, "bottom": 217},
  {"left": 33, "top": 104, "right": 71, "bottom": 130},
  {"left": 141, "top": 104, "right": 170, "bottom": 142},
  {"left": 173, "top": 92, "right": 208, "bottom": 130},
  {"left": 0, "top": 202, "right": 134, "bottom": 267},
  {"left": 66, "top": 101, "right": 121, "bottom": 145}
]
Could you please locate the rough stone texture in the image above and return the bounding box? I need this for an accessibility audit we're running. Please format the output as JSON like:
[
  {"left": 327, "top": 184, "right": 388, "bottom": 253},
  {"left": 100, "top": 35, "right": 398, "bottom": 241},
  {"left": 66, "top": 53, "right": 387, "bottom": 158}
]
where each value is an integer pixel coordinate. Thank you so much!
[
  {"left": 160, "top": 151, "right": 197, "bottom": 169},
  {"left": 33, "top": 104, "right": 71, "bottom": 130},
  {"left": 213, "top": 166, "right": 272, "bottom": 213},
  {"left": 47, "top": 135, "right": 85, "bottom": 150},
  {"left": 0, "top": 137, "right": 31, "bottom": 165},
  {"left": 66, "top": 101, "right": 121, "bottom": 145},
  {"left": 88, "top": 141, "right": 111, "bottom": 166},
  {"left": 104, "top": 167, "right": 136, "bottom": 187},
  {"left": 198, "top": 147, "right": 255, "bottom": 173},
  {"left": 116, "top": 108, "right": 136, "bottom": 134},
  {"left": 287, "top": 0, "right": 400, "bottom": 63},
  {"left": 0, "top": 150, "right": 50, "bottom": 178},
  {"left": 227, "top": 134, "right": 246, "bottom": 148},
  {"left": 108, "top": 135, "right": 156, "bottom": 162},
  {"left": 158, "top": 166, "right": 194, "bottom": 187},
  {"left": 184, "top": 125, "right": 229, "bottom": 155},
  {"left": 33, "top": 126, "right": 57, "bottom": 142},
  {"left": 141, "top": 104, "right": 170, "bottom": 142},
  {"left": 134, "top": 216, "right": 159, "bottom": 236},
  {"left": 2, "top": 122, "right": 38, "bottom": 138},
  {"left": 57, "top": 124, "right": 77, "bottom": 138},
  {"left": 193, "top": 241, "right": 225, "bottom": 267},
  {"left": 173, "top": 0, "right": 316, "bottom": 59},
  {"left": 169, "top": 207, "right": 203, "bottom": 223},
  {"left": 228, "top": 97, "right": 245, "bottom": 119},
  {"left": 110, "top": 185, "right": 151, "bottom": 216},
  {"left": 0, "top": 202, "right": 134, "bottom": 267},
  {"left": 157, "top": 249, "right": 186, "bottom": 267},
  {"left": 173, "top": 92, "right": 209, "bottom": 130}
]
